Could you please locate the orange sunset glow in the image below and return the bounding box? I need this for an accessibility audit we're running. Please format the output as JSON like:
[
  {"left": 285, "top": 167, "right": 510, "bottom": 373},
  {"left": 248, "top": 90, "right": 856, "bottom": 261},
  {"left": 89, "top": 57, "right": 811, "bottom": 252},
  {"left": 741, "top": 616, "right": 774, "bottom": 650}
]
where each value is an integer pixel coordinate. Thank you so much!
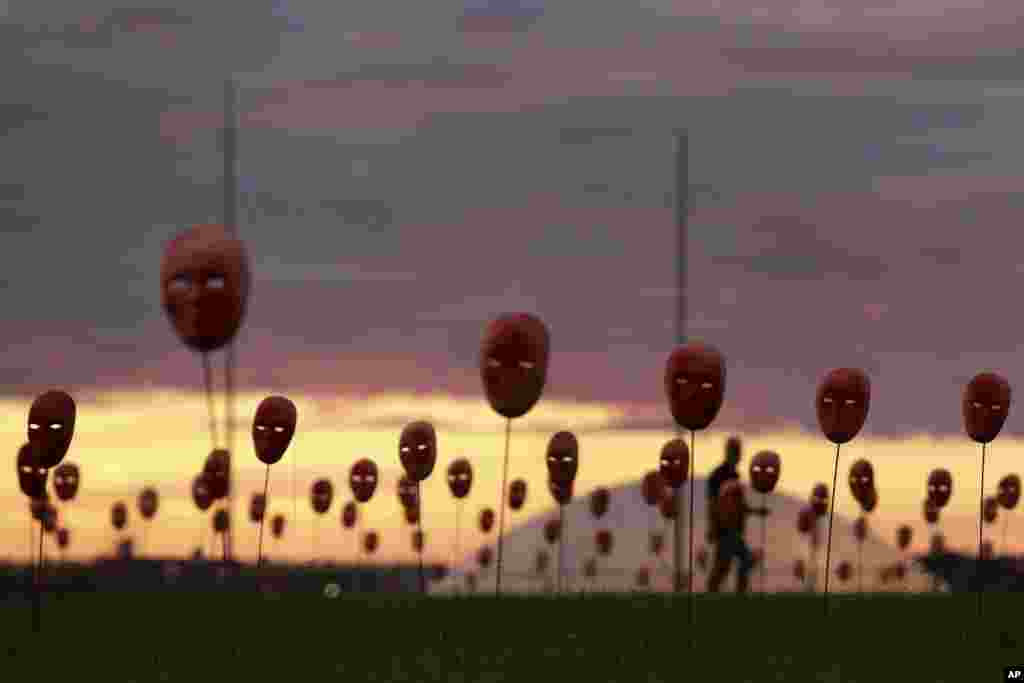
[{"left": 4, "top": 390, "right": 1020, "bottom": 565}]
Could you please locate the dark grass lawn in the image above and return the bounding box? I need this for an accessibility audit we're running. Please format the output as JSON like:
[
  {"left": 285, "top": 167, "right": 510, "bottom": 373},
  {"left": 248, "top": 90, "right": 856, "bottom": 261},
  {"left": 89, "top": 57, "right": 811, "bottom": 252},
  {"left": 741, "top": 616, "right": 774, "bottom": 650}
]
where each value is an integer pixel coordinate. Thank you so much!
[{"left": 1, "top": 590, "right": 1021, "bottom": 682}]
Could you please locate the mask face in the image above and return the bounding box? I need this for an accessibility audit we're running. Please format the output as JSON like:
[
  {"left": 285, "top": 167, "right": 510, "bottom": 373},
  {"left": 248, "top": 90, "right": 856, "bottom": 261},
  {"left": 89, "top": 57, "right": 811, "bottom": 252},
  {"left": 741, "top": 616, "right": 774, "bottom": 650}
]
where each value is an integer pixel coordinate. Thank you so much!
[
  {"left": 962, "top": 372, "right": 1011, "bottom": 444},
  {"left": 27, "top": 390, "right": 76, "bottom": 469},
  {"left": 535, "top": 550, "right": 550, "bottom": 574},
  {"left": 250, "top": 493, "right": 266, "bottom": 523},
  {"left": 349, "top": 459, "right": 379, "bottom": 504},
  {"left": 649, "top": 532, "right": 665, "bottom": 556},
  {"left": 926, "top": 469, "right": 953, "bottom": 508},
  {"left": 923, "top": 499, "right": 940, "bottom": 524},
  {"left": 363, "top": 531, "right": 379, "bottom": 555},
  {"left": 111, "top": 502, "right": 127, "bottom": 531},
  {"left": 546, "top": 431, "right": 578, "bottom": 485},
  {"left": 411, "top": 530, "right": 425, "bottom": 554},
  {"left": 310, "top": 479, "right": 334, "bottom": 515},
  {"left": 341, "top": 501, "right": 357, "bottom": 529},
  {"left": 836, "top": 561, "right": 852, "bottom": 583},
  {"left": 641, "top": 470, "right": 667, "bottom": 506},
  {"left": 635, "top": 567, "right": 651, "bottom": 588},
  {"left": 853, "top": 516, "right": 868, "bottom": 542},
  {"left": 160, "top": 224, "right": 250, "bottom": 353},
  {"left": 749, "top": 451, "right": 781, "bottom": 494},
  {"left": 138, "top": 488, "right": 159, "bottom": 520},
  {"left": 983, "top": 496, "right": 999, "bottom": 524},
  {"left": 252, "top": 396, "right": 297, "bottom": 465},
  {"left": 658, "top": 438, "right": 689, "bottom": 489},
  {"left": 479, "top": 507, "right": 495, "bottom": 533},
  {"left": 399, "top": 421, "right": 437, "bottom": 482},
  {"left": 848, "top": 459, "right": 874, "bottom": 506},
  {"left": 548, "top": 478, "right": 573, "bottom": 506},
  {"left": 589, "top": 487, "right": 610, "bottom": 519},
  {"left": 480, "top": 314, "right": 550, "bottom": 419},
  {"left": 896, "top": 525, "right": 912, "bottom": 550},
  {"left": 271, "top": 515, "right": 286, "bottom": 539},
  {"left": 810, "top": 483, "right": 829, "bottom": 517},
  {"left": 396, "top": 476, "right": 419, "bottom": 510},
  {"left": 192, "top": 475, "right": 213, "bottom": 512},
  {"left": 508, "top": 479, "right": 527, "bottom": 510},
  {"left": 203, "top": 450, "right": 231, "bottom": 500},
  {"left": 595, "top": 529, "right": 613, "bottom": 556},
  {"left": 664, "top": 343, "right": 726, "bottom": 431},
  {"left": 213, "top": 509, "right": 230, "bottom": 534},
  {"left": 815, "top": 368, "right": 870, "bottom": 444},
  {"left": 543, "top": 518, "right": 561, "bottom": 544},
  {"left": 52, "top": 462, "right": 80, "bottom": 502},
  {"left": 17, "top": 444, "right": 48, "bottom": 499},
  {"left": 998, "top": 474, "right": 1021, "bottom": 510},
  {"left": 447, "top": 459, "right": 473, "bottom": 499}
]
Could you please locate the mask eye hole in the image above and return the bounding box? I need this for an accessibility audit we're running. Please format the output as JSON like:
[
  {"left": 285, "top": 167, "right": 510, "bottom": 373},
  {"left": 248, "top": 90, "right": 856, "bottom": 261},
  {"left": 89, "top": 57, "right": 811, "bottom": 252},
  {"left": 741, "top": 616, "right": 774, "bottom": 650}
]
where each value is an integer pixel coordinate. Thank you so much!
[
  {"left": 417, "top": 444, "right": 427, "bottom": 450},
  {"left": 992, "top": 404, "right": 1002, "bottom": 411},
  {"left": 273, "top": 426, "right": 284, "bottom": 433},
  {"left": 255, "top": 425, "right": 267, "bottom": 431},
  {"left": 168, "top": 275, "right": 190, "bottom": 293},
  {"left": 487, "top": 357, "right": 500, "bottom": 368},
  {"left": 29, "top": 423, "right": 40, "bottom": 431},
  {"left": 400, "top": 446, "right": 410, "bottom": 453},
  {"left": 519, "top": 360, "right": 535, "bottom": 370},
  {"left": 823, "top": 396, "right": 833, "bottom": 404},
  {"left": 973, "top": 401, "right": 982, "bottom": 409},
  {"left": 701, "top": 382, "right": 713, "bottom": 389},
  {"left": 844, "top": 399, "right": 856, "bottom": 406},
  {"left": 676, "top": 377, "right": 687, "bottom": 385},
  {"left": 204, "top": 275, "right": 226, "bottom": 290}
]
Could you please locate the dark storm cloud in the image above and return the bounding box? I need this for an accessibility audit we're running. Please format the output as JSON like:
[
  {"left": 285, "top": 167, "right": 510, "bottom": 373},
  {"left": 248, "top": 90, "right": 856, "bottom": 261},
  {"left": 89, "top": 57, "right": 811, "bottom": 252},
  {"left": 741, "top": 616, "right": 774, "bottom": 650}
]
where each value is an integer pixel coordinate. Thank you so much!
[{"left": 3, "top": 1, "right": 1023, "bottom": 439}]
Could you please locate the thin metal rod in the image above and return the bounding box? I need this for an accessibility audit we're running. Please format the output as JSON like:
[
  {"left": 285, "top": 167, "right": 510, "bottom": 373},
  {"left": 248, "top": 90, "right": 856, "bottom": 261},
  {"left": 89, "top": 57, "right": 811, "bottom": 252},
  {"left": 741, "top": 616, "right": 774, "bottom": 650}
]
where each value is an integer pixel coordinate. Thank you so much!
[
  {"left": 495, "top": 417, "right": 512, "bottom": 596},
  {"left": 257, "top": 465, "right": 270, "bottom": 568},
  {"left": 823, "top": 443, "right": 841, "bottom": 616},
  {"left": 977, "top": 442, "right": 987, "bottom": 618}
]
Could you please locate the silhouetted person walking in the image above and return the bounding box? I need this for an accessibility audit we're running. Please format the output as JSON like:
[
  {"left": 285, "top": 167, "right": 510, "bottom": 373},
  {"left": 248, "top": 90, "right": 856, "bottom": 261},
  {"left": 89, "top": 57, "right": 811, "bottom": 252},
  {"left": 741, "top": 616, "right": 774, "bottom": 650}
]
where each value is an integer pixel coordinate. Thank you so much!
[
  {"left": 707, "top": 479, "right": 769, "bottom": 593},
  {"left": 706, "top": 436, "right": 743, "bottom": 542}
]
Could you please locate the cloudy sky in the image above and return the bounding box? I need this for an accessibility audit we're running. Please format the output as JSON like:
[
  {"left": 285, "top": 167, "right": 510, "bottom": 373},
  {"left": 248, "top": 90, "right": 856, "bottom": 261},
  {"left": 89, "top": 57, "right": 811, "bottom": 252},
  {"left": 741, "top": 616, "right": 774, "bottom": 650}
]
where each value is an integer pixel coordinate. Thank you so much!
[{"left": 1, "top": 1, "right": 1023, "bottom": 564}]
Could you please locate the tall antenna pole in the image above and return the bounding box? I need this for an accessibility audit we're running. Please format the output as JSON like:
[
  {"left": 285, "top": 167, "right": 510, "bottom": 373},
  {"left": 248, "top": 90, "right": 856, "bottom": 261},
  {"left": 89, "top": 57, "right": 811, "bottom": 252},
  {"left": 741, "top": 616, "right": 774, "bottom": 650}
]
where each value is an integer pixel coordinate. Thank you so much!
[
  {"left": 222, "top": 77, "right": 238, "bottom": 562},
  {"left": 673, "top": 130, "right": 689, "bottom": 590}
]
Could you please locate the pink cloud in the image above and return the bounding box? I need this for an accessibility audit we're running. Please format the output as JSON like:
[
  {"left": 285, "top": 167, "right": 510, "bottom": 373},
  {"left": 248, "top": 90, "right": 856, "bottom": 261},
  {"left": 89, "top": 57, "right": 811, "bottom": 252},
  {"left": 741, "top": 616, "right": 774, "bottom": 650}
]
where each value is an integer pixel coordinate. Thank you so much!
[{"left": 873, "top": 176, "right": 1024, "bottom": 206}]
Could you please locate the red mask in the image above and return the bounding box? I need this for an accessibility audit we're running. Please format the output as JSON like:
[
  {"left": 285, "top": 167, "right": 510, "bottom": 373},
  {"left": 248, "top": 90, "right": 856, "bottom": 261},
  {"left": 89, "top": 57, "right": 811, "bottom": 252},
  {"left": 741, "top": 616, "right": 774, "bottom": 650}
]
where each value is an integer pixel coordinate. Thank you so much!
[
  {"left": 363, "top": 531, "right": 379, "bottom": 555},
  {"left": 815, "top": 368, "right": 870, "bottom": 444},
  {"left": 311, "top": 479, "right": 334, "bottom": 515},
  {"left": 252, "top": 396, "right": 297, "bottom": 465},
  {"left": 926, "top": 469, "right": 953, "bottom": 508},
  {"left": 271, "top": 514, "right": 286, "bottom": 539},
  {"left": 53, "top": 462, "right": 80, "bottom": 502},
  {"left": 480, "top": 313, "right": 550, "bottom": 419},
  {"left": 250, "top": 493, "right": 267, "bottom": 523},
  {"left": 479, "top": 507, "right": 495, "bottom": 533},
  {"left": 111, "top": 502, "right": 128, "bottom": 531},
  {"left": 192, "top": 474, "right": 213, "bottom": 512},
  {"left": 664, "top": 342, "right": 726, "bottom": 431},
  {"left": 546, "top": 431, "right": 578, "bottom": 485},
  {"left": 896, "top": 525, "right": 912, "bottom": 550},
  {"left": 508, "top": 479, "right": 527, "bottom": 510},
  {"left": 543, "top": 518, "right": 561, "bottom": 545},
  {"left": 595, "top": 529, "right": 613, "bottom": 556},
  {"left": 848, "top": 459, "right": 874, "bottom": 507},
  {"left": 27, "top": 390, "right": 76, "bottom": 469},
  {"left": 349, "top": 459, "right": 379, "bottom": 504},
  {"left": 659, "top": 438, "right": 689, "bottom": 489},
  {"left": 836, "top": 561, "right": 852, "bottom": 582},
  {"left": 17, "top": 444, "right": 47, "bottom": 499},
  {"left": 341, "top": 501, "right": 358, "bottom": 529},
  {"left": 997, "top": 474, "right": 1021, "bottom": 510},
  {"left": 962, "top": 372, "right": 1011, "bottom": 443},
  {"left": 399, "top": 421, "right": 437, "bottom": 482},
  {"left": 749, "top": 451, "right": 781, "bottom": 495},
  {"left": 202, "top": 450, "right": 231, "bottom": 500},
  {"left": 138, "top": 487, "right": 159, "bottom": 520},
  {"left": 983, "top": 496, "right": 999, "bottom": 524},
  {"left": 160, "top": 224, "right": 250, "bottom": 353},
  {"left": 589, "top": 487, "right": 610, "bottom": 519},
  {"left": 447, "top": 459, "right": 473, "bottom": 499}
]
